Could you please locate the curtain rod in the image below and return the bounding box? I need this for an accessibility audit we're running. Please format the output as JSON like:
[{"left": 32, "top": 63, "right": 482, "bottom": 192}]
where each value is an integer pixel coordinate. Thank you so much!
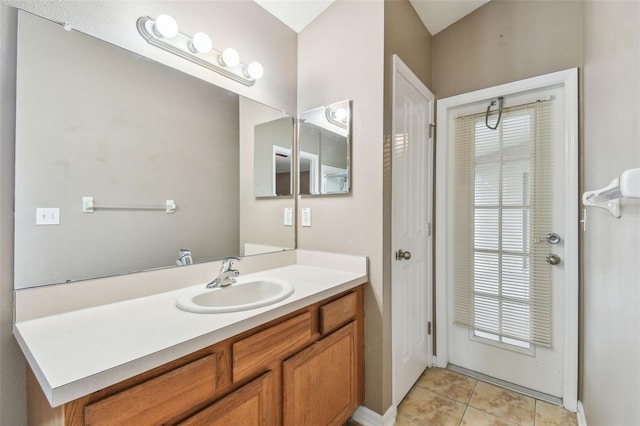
[{"left": 455, "top": 95, "right": 554, "bottom": 120}]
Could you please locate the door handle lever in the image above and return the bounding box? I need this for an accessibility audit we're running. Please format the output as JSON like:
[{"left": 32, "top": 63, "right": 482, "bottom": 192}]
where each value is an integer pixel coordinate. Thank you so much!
[{"left": 546, "top": 254, "right": 561, "bottom": 265}]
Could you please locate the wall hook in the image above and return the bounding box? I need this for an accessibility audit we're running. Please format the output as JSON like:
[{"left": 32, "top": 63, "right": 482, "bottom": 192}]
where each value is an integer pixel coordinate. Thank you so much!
[{"left": 485, "top": 96, "right": 504, "bottom": 130}]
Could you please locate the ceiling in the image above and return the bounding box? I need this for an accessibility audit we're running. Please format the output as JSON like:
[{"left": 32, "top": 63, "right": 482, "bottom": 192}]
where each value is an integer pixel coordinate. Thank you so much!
[{"left": 254, "top": 0, "right": 489, "bottom": 35}]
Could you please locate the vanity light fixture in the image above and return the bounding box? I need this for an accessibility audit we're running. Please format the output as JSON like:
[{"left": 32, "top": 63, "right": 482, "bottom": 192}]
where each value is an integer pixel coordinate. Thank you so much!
[
  {"left": 220, "top": 47, "right": 240, "bottom": 67},
  {"left": 137, "top": 15, "right": 263, "bottom": 87},
  {"left": 153, "top": 14, "right": 179, "bottom": 38},
  {"left": 189, "top": 32, "right": 213, "bottom": 54},
  {"left": 245, "top": 61, "right": 264, "bottom": 80},
  {"left": 325, "top": 107, "right": 349, "bottom": 129}
]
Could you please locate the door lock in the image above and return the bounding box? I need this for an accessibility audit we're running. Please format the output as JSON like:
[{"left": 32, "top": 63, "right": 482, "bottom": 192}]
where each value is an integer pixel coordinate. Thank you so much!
[
  {"left": 396, "top": 249, "right": 412, "bottom": 261},
  {"left": 546, "top": 233, "right": 561, "bottom": 244}
]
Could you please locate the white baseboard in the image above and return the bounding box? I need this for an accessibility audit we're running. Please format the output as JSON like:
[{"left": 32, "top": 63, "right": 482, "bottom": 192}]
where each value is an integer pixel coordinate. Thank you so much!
[
  {"left": 577, "top": 400, "right": 587, "bottom": 426},
  {"left": 352, "top": 404, "right": 397, "bottom": 426}
]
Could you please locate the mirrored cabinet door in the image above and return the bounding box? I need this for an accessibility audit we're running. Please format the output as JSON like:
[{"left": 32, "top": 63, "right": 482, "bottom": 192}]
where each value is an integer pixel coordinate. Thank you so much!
[{"left": 298, "top": 100, "right": 352, "bottom": 196}]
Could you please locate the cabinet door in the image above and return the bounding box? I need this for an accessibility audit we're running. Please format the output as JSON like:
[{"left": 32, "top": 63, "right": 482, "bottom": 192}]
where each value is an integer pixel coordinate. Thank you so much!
[
  {"left": 283, "top": 322, "right": 358, "bottom": 426},
  {"left": 178, "top": 371, "right": 275, "bottom": 426}
]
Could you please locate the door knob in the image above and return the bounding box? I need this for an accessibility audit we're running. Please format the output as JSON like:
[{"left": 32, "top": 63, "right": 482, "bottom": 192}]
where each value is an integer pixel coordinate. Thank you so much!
[
  {"left": 396, "top": 249, "right": 412, "bottom": 261},
  {"left": 546, "top": 254, "right": 561, "bottom": 265}
]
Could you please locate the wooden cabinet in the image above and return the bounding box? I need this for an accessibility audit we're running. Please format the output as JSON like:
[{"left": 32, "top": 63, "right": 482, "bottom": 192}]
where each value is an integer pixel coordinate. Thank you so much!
[
  {"left": 27, "top": 286, "right": 363, "bottom": 426},
  {"left": 283, "top": 322, "right": 359, "bottom": 426},
  {"left": 84, "top": 355, "right": 219, "bottom": 425},
  {"left": 233, "top": 311, "right": 314, "bottom": 382},
  {"left": 178, "top": 372, "right": 275, "bottom": 426}
]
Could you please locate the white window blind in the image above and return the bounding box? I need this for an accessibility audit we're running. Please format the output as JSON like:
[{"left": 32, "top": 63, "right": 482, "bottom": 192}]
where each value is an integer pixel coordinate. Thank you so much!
[{"left": 452, "top": 99, "right": 555, "bottom": 347}]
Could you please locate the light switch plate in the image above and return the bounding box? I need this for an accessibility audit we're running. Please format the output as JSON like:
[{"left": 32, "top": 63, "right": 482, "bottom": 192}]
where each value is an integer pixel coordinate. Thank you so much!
[
  {"left": 284, "top": 207, "right": 293, "bottom": 226},
  {"left": 36, "top": 208, "right": 60, "bottom": 225},
  {"left": 301, "top": 207, "right": 311, "bottom": 227}
]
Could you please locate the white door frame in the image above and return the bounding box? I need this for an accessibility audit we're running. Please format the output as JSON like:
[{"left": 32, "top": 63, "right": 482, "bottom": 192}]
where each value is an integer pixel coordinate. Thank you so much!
[
  {"left": 391, "top": 54, "right": 435, "bottom": 406},
  {"left": 299, "top": 150, "right": 319, "bottom": 194},
  {"left": 272, "top": 145, "right": 292, "bottom": 196},
  {"left": 435, "top": 68, "right": 579, "bottom": 411}
]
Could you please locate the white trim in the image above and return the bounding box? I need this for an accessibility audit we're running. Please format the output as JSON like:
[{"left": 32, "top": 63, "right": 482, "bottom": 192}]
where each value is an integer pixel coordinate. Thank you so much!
[
  {"left": 577, "top": 400, "right": 588, "bottom": 426},
  {"left": 272, "top": 145, "right": 292, "bottom": 196},
  {"left": 352, "top": 404, "right": 397, "bottom": 426},
  {"left": 299, "top": 150, "right": 319, "bottom": 194},
  {"left": 561, "top": 69, "right": 579, "bottom": 413},
  {"left": 390, "top": 54, "right": 436, "bottom": 405},
  {"left": 435, "top": 68, "right": 579, "bottom": 410}
]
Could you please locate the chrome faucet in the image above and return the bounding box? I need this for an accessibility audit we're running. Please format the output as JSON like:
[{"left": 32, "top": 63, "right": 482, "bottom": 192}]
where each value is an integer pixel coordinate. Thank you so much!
[
  {"left": 206, "top": 257, "right": 240, "bottom": 288},
  {"left": 176, "top": 249, "right": 193, "bottom": 266}
]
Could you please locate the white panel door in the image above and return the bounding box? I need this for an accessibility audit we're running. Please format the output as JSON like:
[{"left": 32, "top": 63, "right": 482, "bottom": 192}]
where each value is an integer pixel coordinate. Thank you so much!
[{"left": 391, "top": 55, "right": 434, "bottom": 405}]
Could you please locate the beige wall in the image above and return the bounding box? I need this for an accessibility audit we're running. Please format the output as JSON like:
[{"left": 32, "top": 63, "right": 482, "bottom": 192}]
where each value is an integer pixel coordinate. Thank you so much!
[
  {"left": 0, "top": 1, "right": 295, "bottom": 423},
  {"left": 432, "top": 0, "right": 582, "bottom": 99},
  {"left": 0, "top": 5, "right": 22, "bottom": 424},
  {"left": 297, "top": 0, "right": 387, "bottom": 414},
  {"left": 581, "top": 1, "right": 640, "bottom": 424},
  {"left": 384, "top": 0, "right": 432, "bottom": 88}
]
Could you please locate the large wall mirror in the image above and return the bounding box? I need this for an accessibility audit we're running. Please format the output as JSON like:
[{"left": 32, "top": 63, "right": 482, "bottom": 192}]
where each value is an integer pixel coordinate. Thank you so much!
[
  {"left": 299, "top": 100, "right": 352, "bottom": 195},
  {"left": 14, "top": 11, "right": 295, "bottom": 289}
]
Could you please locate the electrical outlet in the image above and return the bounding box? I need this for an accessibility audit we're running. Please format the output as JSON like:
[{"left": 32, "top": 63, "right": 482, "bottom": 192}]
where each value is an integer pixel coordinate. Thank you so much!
[{"left": 36, "top": 208, "right": 60, "bottom": 225}]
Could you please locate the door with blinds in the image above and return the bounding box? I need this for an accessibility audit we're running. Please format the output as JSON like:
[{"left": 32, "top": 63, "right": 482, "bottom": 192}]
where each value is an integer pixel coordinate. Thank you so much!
[{"left": 446, "top": 86, "right": 566, "bottom": 397}]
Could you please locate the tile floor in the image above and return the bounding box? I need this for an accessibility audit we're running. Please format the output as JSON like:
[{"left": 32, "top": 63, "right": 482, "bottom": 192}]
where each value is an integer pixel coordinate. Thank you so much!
[
  {"left": 394, "top": 368, "right": 578, "bottom": 426},
  {"left": 347, "top": 367, "right": 578, "bottom": 426}
]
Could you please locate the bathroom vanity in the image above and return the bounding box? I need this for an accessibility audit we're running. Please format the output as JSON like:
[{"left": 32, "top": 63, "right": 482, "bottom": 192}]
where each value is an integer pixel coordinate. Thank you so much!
[{"left": 15, "top": 251, "right": 367, "bottom": 426}]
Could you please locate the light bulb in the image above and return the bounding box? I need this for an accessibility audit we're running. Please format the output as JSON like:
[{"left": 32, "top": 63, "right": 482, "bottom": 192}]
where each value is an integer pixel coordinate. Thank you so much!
[
  {"left": 189, "top": 32, "right": 212, "bottom": 54},
  {"left": 334, "top": 108, "right": 348, "bottom": 121},
  {"left": 153, "top": 14, "right": 178, "bottom": 38},
  {"left": 219, "top": 48, "right": 240, "bottom": 67},
  {"left": 245, "top": 61, "right": 264, "bottom": 80}
]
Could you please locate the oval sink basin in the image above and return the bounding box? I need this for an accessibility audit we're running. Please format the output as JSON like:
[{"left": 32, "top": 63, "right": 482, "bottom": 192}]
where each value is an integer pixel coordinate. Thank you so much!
[{"left": 176, "top": 278, "right": 294, "bottom": 314}]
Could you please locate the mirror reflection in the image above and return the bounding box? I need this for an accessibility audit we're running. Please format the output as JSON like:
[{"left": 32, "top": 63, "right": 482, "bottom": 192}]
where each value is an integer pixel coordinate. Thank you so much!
[
  {"left": 14, "top": 11, "right": 295, "bottom": 289},
  {"left": 299, "top": 100, "right": 352, "bottom": 195},
  {"left": 253, "top": 117, "right": 294, "bottom": 197}
]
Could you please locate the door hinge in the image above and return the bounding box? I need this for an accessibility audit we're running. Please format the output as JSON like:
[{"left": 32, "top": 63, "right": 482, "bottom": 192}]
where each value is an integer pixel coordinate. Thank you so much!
[
  {"left": 428, "top": 123, "right": 436, "bottom": 138},
  {"left": 426, "top": 223, "right": 432, "bottom": 237},
  {"left": 427, "top": 321, "right": 432, "bottom": 335}
]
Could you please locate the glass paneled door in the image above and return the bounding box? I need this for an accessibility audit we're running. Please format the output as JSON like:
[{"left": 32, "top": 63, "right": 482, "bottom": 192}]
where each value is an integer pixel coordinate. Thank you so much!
[{"left": 436, "top": 69, "right": 578, "bottom": 409}]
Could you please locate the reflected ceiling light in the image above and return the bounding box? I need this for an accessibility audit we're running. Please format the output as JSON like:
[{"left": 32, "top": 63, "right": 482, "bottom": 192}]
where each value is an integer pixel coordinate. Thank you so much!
[
  {"left": 334, "top": 108, "right": 348, "bottom": 121},
  {"left": 189, "top": 32, "right": 213, "bottom": 54},
  {"left": 219, "top": 48, "right": 240, "bottom": 67},
  {"left": 137, "top": 15, "right": 264, "bottom": 87},
  {"left": 153, "top": 14, "right": 179, "bottom": 38}
]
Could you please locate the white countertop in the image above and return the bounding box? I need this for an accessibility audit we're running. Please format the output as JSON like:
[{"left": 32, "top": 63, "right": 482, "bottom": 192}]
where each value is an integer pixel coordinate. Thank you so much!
[{"left": 14, "top": 252, "right": 367, "bottom": 407}]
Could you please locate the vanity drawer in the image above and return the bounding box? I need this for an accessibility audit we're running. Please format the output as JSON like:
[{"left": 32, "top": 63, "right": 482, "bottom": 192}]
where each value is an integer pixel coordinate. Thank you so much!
[
  {"left": 233, "top": 312, "right": 313, "bottom": 382},
  {"left": 319, "top": 291, "right": 357, "bottom": 336},
  {"left": 84, "top": 355, "right": 217, "bottom": 425}
]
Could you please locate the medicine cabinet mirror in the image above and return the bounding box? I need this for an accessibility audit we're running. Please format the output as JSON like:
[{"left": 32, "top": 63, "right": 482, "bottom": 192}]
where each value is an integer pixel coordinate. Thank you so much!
[
  {"left": 14, "top": 11, "right": 295, "bottom": 289},
  {"left": 298, "top": 100, "right": 352, "bottom": 195}
]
